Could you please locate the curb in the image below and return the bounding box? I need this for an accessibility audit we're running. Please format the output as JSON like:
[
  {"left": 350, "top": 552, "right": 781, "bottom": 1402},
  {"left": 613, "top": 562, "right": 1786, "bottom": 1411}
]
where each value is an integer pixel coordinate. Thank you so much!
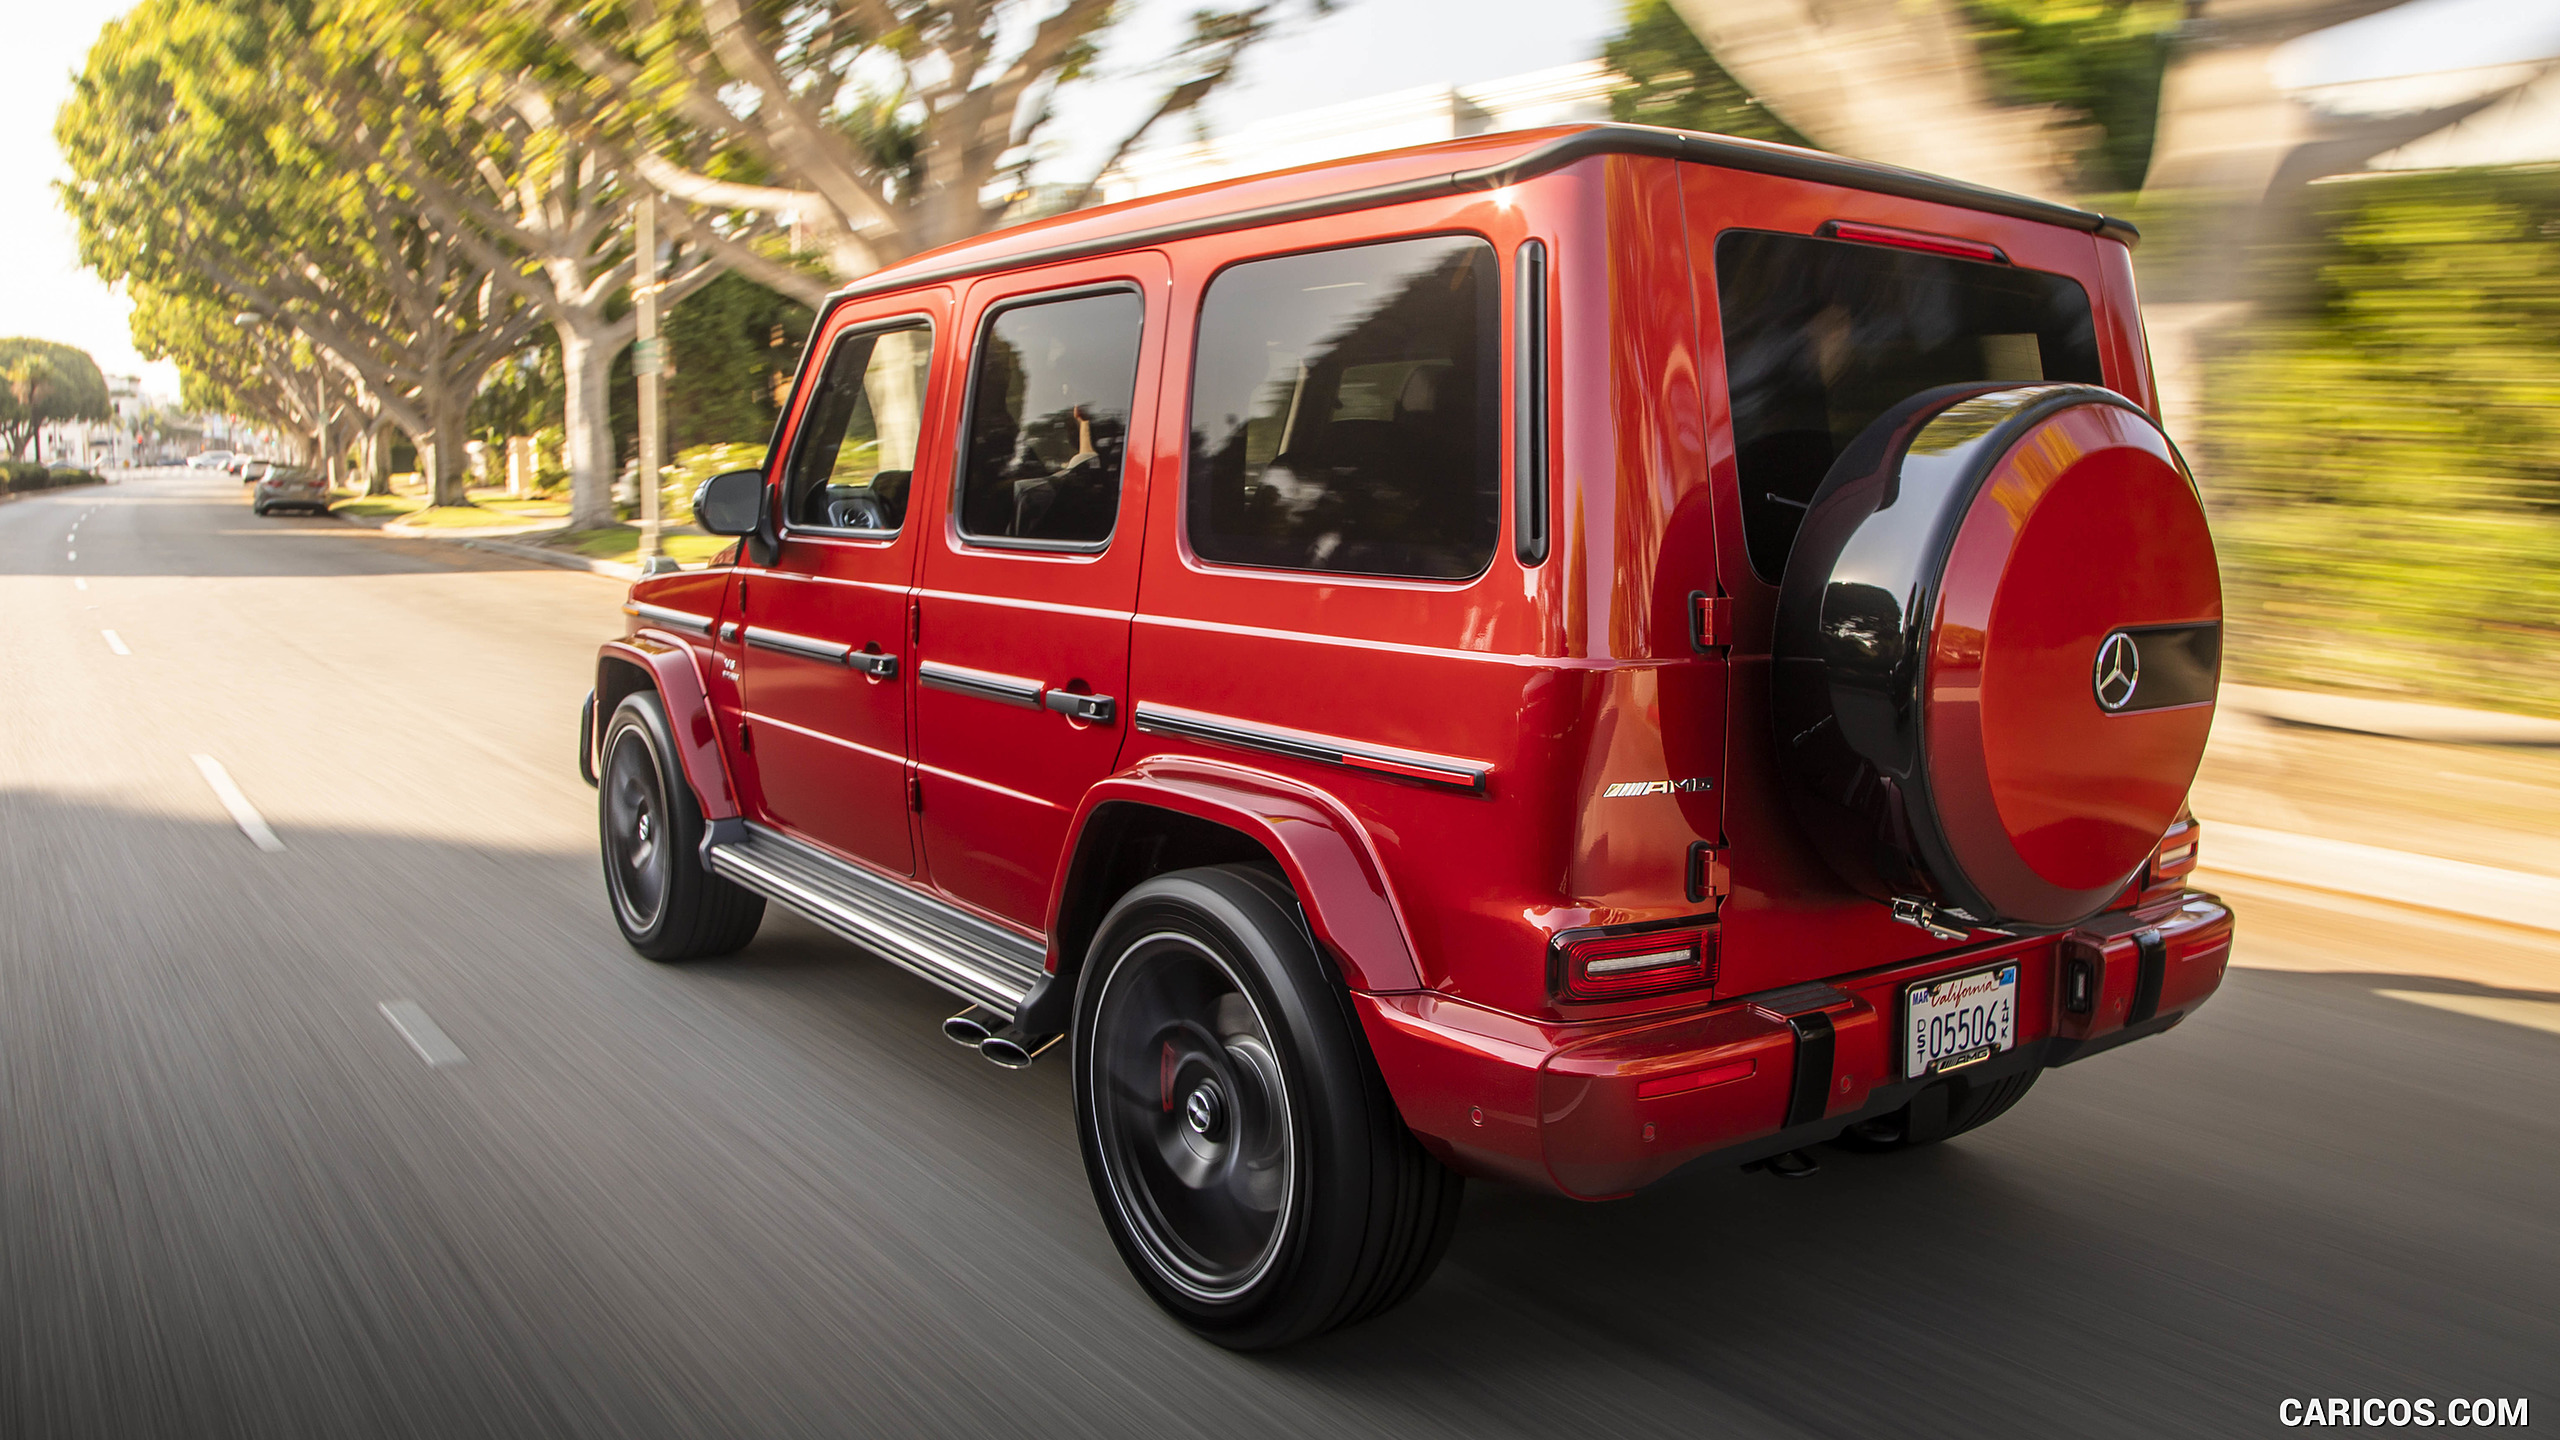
[
  {"left": 2221, "top": 684, "right": 2560, "bottom": 747},
  {"left": 2200, "top": 821, "right": 2560, "bottom": 935}
]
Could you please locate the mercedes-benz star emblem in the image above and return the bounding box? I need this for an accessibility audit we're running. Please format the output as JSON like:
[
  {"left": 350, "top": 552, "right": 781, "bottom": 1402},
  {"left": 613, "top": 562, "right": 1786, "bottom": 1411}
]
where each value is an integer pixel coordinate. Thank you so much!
[{"left": 2093, "top": 631, "right": 2142, "bottom": 712}]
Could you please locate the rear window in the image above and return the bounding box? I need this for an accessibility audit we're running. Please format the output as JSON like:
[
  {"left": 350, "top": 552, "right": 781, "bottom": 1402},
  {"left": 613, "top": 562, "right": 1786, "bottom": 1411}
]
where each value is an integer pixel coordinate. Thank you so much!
[
  {"left": 1716, "top": 230, "right": 2102, "bottom": 581},
  {"left": 1186, "top": 235, "right": 1498, "bottom": 580}
]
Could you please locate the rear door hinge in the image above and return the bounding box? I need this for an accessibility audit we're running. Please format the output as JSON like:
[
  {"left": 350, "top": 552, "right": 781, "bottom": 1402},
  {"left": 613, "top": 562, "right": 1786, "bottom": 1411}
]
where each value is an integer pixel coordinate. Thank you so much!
[
  {"left": 1689, "top": 591, "right": 1730, "bottom": 653},
  {"left": 1687, "top": 841, "right": 1730, "bottom": 906}
]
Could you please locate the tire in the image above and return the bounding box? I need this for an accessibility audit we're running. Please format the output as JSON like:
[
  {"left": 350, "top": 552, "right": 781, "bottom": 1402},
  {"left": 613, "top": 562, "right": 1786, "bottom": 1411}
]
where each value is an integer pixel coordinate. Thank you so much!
[
  {"left": 1833, "top": 1065, "right": 2040, "bottom": 1152},
  {"left": 251, "top": 502, "right": 269, "bottom": 515},
  {"left": 598, "top": 691, "right": 764, "bottom": 961},
  {"left": 1073, "top": 865, "right": 1461, "bottom": 1350}
]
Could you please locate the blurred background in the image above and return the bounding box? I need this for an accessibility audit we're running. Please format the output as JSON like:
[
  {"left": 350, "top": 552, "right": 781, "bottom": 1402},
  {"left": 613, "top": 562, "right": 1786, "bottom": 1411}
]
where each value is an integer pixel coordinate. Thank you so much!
[
  {"left": 0, "top": 1, "right": 2555, "bottom": 1436},
  {"left": 10, "top": 0, "right": 2559, "bottom": 707}
]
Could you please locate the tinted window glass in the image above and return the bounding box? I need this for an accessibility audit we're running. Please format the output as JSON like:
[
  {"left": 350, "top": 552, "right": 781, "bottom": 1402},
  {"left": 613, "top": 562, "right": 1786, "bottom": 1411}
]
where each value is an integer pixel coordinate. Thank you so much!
[
  {"left": 1187, "top": 236, "right": 1499, "bottom": 579},
  {"left": 956, "top": 289, "right": 1142, "bottom": 546},
  {"left": 784, "top": 322, "right": 933, "bottom": 532},
  {"left": 1716, "top": 230, "right": 2102, "bottom": 581}
]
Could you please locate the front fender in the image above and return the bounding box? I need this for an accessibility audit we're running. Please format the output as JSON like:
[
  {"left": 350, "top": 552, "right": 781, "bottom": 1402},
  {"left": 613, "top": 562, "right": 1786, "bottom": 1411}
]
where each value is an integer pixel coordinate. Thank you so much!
[
  {"left": 597, "top": 634, "right": 740, "bottom": 821},
  {"left": 1053, "top": 755, "right": 1423, "bottom": 994}
]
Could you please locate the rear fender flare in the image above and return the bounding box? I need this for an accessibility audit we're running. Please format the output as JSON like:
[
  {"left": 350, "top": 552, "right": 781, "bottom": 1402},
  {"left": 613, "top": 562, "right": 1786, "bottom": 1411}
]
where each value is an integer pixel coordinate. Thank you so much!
[
  {"left": 596, "top": 636, "right": 740, "bottom": 821},
  {"left": 1052, "top": 756, "right": 1423, "bottom": 994}
]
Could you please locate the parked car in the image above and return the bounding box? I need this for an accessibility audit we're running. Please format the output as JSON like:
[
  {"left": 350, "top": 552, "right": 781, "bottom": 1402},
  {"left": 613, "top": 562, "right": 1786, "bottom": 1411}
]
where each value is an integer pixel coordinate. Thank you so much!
[
  {"left": 187, "top": 449, "right": 234, "bottom": 470},
  {"left": 579, "top": 123, "right": 2233, "bottom": 1349},
  {"left": 252, "top": 464, "right": 330, "bottom": 515}
]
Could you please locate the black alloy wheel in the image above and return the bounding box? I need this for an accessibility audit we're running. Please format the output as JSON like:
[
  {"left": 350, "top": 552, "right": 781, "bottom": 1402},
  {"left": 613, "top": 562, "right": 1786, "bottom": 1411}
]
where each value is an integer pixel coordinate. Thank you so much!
[
  {"left": 1074, "top": 865, "right": 1462, "bottom": 1349},
  {"left": 598, "top": 692, "right": 763, "bottom": 961},
  {"left": 1087, "top": 929, "right": 1297, "bottom": 1302}
]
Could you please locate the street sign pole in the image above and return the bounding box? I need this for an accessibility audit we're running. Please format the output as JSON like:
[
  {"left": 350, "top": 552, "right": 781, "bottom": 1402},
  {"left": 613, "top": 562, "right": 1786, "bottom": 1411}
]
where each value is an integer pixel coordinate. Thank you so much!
[{"left": 635, "top": 192, "right": 662, "bottom": 564}]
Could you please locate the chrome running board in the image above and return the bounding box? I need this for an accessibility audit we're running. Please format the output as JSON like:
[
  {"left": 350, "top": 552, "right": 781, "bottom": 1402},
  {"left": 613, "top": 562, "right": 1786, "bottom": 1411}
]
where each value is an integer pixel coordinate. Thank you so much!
[{"left": 708, "top": 823, "right": 1047, "bottom": 1014}]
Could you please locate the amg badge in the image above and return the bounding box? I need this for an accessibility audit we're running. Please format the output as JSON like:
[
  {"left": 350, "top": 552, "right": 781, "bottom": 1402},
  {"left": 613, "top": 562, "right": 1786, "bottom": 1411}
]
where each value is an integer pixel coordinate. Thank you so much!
[{"left": 1602, "top": 778, "right": 1714, "bottom": 798}]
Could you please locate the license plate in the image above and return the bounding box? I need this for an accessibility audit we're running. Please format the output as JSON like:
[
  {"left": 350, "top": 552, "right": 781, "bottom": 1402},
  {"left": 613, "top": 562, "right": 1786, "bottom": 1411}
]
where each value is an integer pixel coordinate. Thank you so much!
[{"left": 1905, "top": 963, "right": 2019, "bottom": 1078}]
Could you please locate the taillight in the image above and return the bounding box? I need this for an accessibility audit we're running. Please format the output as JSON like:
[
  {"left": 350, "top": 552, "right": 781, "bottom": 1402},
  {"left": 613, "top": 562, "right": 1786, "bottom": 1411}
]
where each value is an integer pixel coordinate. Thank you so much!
[{"left": 1552, "top": 926, "right": 1718, "bottom": 1003}]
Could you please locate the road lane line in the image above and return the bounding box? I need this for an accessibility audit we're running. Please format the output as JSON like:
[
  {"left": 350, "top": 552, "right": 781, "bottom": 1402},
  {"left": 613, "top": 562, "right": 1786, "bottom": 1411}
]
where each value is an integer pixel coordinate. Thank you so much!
[
  {"left": 73, "top": 577, "right": 87, "bottom": 590},
  {"left": 101, "top": 630, "right": 129, "bottom": 655},
  {"left": 189, "top": 754, "right": 286, "bottom": 852},
  {"left": 379, "top": 1001, "right": 468, "bottom": 1067},
  {"left": 66, "top": 551, "right": 75, "bottom": 561}
]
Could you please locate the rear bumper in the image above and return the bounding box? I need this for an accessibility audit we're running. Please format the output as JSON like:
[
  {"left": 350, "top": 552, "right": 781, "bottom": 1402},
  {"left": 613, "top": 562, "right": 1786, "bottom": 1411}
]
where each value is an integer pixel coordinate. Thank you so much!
[{"left": 1356, "top": 890, "right": 2234, "bottom": 1200}]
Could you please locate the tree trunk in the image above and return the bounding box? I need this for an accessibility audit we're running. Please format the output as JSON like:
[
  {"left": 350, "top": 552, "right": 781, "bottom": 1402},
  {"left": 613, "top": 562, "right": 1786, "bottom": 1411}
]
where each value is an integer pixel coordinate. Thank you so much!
[
  {"left": 360, "top": 420, "right": 392, "bottom": 496},
  {"left": 561, "top": 322, "right": 620, "bottom": 531},
  {"left": 422, "top": 392, "right": 473, "bottom": 507}
]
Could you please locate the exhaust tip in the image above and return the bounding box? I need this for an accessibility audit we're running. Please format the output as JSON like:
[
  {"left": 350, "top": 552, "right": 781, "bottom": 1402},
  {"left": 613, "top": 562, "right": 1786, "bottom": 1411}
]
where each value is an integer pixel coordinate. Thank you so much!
[
  {"left": 943, "top": 1007, "right": 998, "bottom": 1047},
  {"left": 980, "top": 1031, "right": 1061, "bottom": 1069}
]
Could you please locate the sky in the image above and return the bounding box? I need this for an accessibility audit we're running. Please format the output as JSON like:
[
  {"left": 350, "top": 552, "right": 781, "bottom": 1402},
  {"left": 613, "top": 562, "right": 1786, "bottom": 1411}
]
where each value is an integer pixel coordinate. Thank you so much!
[{"left": 0, "top": 0, "right": 2537, "bottom": 409}]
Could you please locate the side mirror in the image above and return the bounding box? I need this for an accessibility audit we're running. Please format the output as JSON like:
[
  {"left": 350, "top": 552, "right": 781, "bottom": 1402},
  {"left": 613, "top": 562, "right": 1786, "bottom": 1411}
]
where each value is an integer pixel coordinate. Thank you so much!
[{"left": 694, "top": 469, "right": 768, "bottom": 537}]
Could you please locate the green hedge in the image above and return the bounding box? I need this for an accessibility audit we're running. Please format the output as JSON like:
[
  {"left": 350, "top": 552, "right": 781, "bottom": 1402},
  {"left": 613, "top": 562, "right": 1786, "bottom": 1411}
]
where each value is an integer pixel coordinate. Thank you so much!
[
  {"left": 1, "top": 462, "right": 104, "bottom": 491},
  {"left": 2201, "top": 167, "right": 2560, "bottom": 717}
]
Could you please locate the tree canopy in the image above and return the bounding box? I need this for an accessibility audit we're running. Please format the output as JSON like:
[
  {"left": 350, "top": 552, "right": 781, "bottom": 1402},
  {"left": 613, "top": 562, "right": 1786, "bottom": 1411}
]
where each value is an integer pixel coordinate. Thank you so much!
[{"left": 0, "top": 339, "right": 113, "bottom": 462}]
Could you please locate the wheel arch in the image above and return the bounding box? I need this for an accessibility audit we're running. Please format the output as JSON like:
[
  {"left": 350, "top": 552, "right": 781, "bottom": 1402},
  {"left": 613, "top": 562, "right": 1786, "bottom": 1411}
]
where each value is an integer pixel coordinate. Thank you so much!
[
  {"left": 1045, "top": 758, "right": 1424, "bottom": 1018},
  {"left": 596, "top": 636, "right": 740, "bottom": 822}
]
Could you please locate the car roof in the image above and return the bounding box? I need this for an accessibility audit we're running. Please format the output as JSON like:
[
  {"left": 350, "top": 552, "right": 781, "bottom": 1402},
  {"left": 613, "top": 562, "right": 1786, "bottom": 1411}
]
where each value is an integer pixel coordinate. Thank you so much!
[{"left": 830, "top": 123, "right": 2135, "bottom": 305}]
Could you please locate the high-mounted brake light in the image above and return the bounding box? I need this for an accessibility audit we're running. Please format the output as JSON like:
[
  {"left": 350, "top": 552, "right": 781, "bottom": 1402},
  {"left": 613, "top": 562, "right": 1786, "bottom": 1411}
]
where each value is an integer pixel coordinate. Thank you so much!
[
  {"left": 1552, "top": 927, "right": 1718, "bottom": 1002},
  {"left": 1822, "top": 221, "right": 2008, "bottom": 265}
]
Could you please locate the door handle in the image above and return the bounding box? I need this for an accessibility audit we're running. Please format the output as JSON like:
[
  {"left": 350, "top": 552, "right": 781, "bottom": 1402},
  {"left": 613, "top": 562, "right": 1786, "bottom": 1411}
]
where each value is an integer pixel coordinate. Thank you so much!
[
  {"left": 1043, "top": 689, "right": 1116, "bottom": 725},
  {"left": 848, "top": 650, "right": 898, "bottom": 679}
]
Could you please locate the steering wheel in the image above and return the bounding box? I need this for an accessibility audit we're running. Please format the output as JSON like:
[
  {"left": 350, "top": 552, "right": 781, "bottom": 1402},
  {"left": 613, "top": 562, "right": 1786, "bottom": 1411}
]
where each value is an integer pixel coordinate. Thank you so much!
[{"left": 825, "top": 492, "right": 889, "bottom": 530}]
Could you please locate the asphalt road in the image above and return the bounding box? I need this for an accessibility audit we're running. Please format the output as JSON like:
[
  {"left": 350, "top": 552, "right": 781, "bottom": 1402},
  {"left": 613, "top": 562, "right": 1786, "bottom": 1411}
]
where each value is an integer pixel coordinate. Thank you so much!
[{"left": 3, "top": 470, "right": 2550, "bottom": 1439}]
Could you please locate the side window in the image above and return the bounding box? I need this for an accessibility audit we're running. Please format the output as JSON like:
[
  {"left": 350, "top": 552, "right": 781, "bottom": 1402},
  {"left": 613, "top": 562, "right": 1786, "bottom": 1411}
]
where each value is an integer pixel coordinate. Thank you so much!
[
  {"left": 955, "top": 289, "right": 1144, "bottom": 547},
  {"left": 783, "top": 321, "right": 933, "bottom": 533},
  {"left": 1186, "top": 235, "right": 1499, "bottom": 580}
]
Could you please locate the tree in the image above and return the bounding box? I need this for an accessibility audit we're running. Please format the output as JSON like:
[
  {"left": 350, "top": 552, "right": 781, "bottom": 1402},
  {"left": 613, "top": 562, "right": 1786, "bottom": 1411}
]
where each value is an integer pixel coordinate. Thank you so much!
[
  {"left": 1606, "top": 0, "right": 1806, "bottom": 146},
  {"left": 127, "top": 285, "right": 354, "bottom": 471},
  {"left": 312, "top": 0, "right": 734, "bottom": 525},
  {"left": 59, "top": 0, "right": 541, "bottom": 504},
  {"left": 539, "top": 0, "right": 1318, "bottom": 302},
  {"left": 1663, "top": 0, "right": 2073, "bottom": 199},
  {"left": 663, "top": 271, "right": 810, "bottom": 453},
  {"left": 0, "top": 340, "right": 112, "bottom": 463}
]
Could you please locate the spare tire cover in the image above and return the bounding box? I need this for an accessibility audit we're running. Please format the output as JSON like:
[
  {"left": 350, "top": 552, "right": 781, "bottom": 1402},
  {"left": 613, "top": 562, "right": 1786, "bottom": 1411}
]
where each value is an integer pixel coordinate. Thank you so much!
[{"left": 1772, "top": 383, "right": 2221, "bottom": 930}]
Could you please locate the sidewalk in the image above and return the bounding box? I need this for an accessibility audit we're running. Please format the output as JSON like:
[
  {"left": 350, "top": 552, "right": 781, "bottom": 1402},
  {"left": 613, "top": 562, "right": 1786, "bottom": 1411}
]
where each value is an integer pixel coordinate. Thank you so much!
[{"left": 2202, "top": 685, "right": 2560, "bottom": 935}]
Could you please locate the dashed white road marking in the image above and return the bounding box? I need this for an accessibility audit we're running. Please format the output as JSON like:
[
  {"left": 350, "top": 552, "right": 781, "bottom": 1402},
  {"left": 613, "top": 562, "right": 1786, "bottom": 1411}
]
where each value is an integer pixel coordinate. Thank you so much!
[
  {"left": 189, "top": 754, "right": 285, "bottom": 852},
  {"left": 100, "top": 630, "right": 130, "bottom": 656},
  {"left": 72, "top": 577, "right": 87, "bottom": 591},
  {"left": 66, "top": 551, "right": 76, "bottom": 561},
  {"left": 379, "top": 1001, "right": 468, "bottom": 1067}
]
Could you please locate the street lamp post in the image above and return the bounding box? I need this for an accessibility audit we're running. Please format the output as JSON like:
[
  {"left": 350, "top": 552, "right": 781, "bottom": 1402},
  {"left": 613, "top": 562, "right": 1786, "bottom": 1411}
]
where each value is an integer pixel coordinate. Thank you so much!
[{"left": 634, "top": 194, "right": 663, "bottom": 564}]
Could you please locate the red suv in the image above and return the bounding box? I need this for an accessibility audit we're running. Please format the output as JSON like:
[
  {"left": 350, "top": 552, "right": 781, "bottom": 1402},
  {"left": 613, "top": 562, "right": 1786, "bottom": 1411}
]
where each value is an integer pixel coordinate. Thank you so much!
[{"left": 581, "top": 124, "right": 2233, "bottom": 1349}]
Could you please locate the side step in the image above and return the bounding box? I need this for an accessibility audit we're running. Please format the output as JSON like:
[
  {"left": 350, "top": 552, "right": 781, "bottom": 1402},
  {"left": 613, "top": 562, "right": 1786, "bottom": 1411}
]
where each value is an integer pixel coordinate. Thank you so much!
[{"left": 708, "top": 823, "right": 1047, "bottom": 1016}]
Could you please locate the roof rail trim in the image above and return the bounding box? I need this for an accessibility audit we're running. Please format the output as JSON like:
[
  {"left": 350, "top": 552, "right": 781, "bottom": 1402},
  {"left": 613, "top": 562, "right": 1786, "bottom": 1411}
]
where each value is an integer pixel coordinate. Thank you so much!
[{"left": 828, "top": 125, "right": 2137, "bottom": 304}]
